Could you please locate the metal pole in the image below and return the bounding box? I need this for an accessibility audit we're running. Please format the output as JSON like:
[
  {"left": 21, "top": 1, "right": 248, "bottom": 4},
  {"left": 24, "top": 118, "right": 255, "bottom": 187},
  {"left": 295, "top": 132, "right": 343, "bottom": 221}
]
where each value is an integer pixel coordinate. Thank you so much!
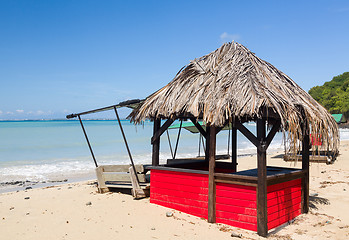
[
  {"left": 114, "top": 107, "right": 139, "bottom": 183},
  {"left": 227, "top": 124, "right": 231, "bottom": 155},
  {"left": 198, "top": 134, "right": 201, "bottom": 157},
  {"left": 166, "top": 130, "right": 174, "bottom": 159},
  {"left": 173, "top": 120, "right": 183, "bottom": 159},
  {"left": 78, "top": 115, "right": 98, "bottom": 167}
]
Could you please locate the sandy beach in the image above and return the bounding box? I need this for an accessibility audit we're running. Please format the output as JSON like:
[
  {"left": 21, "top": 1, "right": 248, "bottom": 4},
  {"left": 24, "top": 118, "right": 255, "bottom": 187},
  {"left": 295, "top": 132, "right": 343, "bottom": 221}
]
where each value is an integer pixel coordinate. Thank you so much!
[{"left": 1, "top": 141, "right": 348, "bottom": 240}]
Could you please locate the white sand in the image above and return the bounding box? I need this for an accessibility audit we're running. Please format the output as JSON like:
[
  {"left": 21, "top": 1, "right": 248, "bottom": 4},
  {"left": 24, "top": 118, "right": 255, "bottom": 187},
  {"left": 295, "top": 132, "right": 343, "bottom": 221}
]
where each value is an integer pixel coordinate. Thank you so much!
[{"left": 1, "top": 141, "right": 349, "bottom": 240}]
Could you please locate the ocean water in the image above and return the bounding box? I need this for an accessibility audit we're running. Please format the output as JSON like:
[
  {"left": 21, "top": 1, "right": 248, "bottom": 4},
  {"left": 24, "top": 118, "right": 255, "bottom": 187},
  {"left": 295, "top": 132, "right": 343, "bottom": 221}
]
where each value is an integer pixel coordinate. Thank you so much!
[{"left": 0, "top": 120, "right": 348, "bottom": 191}]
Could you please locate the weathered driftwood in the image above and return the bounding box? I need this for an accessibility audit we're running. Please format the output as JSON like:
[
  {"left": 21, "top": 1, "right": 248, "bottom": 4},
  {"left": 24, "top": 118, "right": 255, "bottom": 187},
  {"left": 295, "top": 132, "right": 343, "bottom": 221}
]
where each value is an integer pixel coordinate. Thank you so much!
[{"left": 129, "top": 42, "right": 339, "bottom": 155}]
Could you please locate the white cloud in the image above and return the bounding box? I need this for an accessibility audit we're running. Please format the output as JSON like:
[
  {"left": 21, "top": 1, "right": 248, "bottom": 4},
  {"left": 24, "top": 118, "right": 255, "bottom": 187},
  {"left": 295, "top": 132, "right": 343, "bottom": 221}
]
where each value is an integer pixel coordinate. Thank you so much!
[
  {"left": 36, "top": 110, "right": 44, "bottom": 115},
  {"left": 16, "top": 109, "right": 24, "bottom": 113},
  {"left": 220, "top": 32, "right": 241, "bottom": 43},
  {"left": 6, "top": 111, "right": 14, "bottom": 115},
  {"left": 0, "top": 110, "right": 2, "bottom": 114}
]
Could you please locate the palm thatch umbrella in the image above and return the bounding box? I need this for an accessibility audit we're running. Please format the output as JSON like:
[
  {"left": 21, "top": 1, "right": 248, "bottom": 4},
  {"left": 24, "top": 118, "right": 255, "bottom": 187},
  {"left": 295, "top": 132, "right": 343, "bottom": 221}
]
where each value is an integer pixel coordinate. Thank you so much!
[{"left": 129, "top": 42, "right": 339, "bottom": 154}]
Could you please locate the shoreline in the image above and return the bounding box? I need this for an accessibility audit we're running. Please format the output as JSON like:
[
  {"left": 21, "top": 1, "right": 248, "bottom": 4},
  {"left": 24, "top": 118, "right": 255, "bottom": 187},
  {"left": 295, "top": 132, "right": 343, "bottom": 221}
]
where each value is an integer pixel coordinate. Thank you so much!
[{"left": 1, "top": 142, "right": 348, "bottom": 239}]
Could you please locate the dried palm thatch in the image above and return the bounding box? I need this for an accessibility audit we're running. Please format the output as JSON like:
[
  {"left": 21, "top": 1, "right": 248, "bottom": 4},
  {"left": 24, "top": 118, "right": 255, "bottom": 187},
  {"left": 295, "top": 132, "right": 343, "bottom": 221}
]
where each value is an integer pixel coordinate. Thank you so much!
[{"left": 129, "top": 42, "right": 339, "bottom": 153}]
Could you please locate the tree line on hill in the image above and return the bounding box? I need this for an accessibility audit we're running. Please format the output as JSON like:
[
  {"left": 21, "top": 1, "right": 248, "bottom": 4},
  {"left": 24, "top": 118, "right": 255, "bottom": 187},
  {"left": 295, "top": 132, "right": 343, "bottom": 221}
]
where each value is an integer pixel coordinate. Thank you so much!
[{"left": 308, "top": 72, "right": 349, "bottom": 119}]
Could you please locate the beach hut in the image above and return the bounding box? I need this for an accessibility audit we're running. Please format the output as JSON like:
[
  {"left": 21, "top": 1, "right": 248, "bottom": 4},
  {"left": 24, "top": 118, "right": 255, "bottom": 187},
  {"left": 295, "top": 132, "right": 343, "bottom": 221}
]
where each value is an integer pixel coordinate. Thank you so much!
[{"left": 129, "top": 42, "right": 339, "bottom": 237}]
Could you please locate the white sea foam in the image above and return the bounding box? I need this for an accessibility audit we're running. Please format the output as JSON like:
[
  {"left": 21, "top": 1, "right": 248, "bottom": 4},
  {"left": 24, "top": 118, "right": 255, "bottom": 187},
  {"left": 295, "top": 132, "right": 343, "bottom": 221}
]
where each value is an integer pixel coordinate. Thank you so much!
[{"left": 0, "top": 120, "right": 348, "bottom": 186}]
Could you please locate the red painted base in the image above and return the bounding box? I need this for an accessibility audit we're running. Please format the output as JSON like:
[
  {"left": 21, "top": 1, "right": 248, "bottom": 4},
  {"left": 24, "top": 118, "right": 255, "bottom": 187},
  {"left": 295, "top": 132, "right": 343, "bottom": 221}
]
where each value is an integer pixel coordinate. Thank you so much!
[{"left": 150, "top": 169, "right": 302, "bottom": 232}]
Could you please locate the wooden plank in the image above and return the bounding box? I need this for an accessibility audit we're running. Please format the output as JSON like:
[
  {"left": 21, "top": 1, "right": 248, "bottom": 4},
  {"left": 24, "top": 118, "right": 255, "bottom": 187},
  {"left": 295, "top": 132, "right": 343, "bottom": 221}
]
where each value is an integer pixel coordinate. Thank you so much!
[
  {"left": 268, "top": 197, "right": 301, "bottom": 215},
  {"left": 266, "top": 170, "right": 305, "bottom": 186},
  {"left": 152, "top": 187, "right": 208, "bottom": 202},
  {"left": 235, "top": 121, "right": 259, "bottom": 147},
  {"left": 189, "top": 117, "right": 207, "bottom": 138},
  {"left": 215, "top": 179, "right": 257, "bottom": 187},
  {"left": 151, "top": 169, "right": 208, "bottom": 180},
  {"left": 232, "top": 126, "right": 237, "bottom": 171},
  {"left": 216, "top": 196, "right": 257, "bottom": 209},
  {"left": 103, "top": 173, "right": 146, "bottom": 182},
  {"left": 216, "top": 182, "right": 256, "bottom": 193},
  {"left": 95, "top": 166, "right": 109, "bottom": 193},
  {"left": 216, "top": 217, "right": 257, "bottom": 231},
  {"left": 215, "top": 172, "right": 258, "bottom": 182},
  {"left": 207, "top": 126, "right": 217, "bottom": 223},
  {"left": 148, "top": 165, "right": 209, "bottom": 175},
  {"left": 267, "top": 208, "right": 301, "bottom": 230},
  {"left": 102, "top": 164, "right": 145, "bottom": 173},
  {"left": 267, "top": 178, "right": 302, "bottom": 193},
  {"left": 284, "top": 154, "right": 329, "bottom": 163},
  {"left": 152, "top": 118, "right": 161, "bottom": 166},
  {"left": 216, "top": 189, "right": 256, "bottom": 201},
  {"left": 151, "top": 192, "right": 208, "bottom": 208},
  {"left": 151, "top": 119, "right": 174, "bottom": 144},
  {"left": 216, "top": 210, "right": 257, "bottom": 224},
  {"left": 257, "top": 119, "right": 268, "bottom": 237},
  {"left": 150, "top": 198, "right": 208, "bottom": 219},
  {"left": 151, "top": 181, "right": 208, "bottom": 195},
  {"left": 216, "top": 203, "right": 257, "bottom": 216},
  {"left": 265, "top": 120, "right": 281, "bottom": 150},
  {"left": 129, "top": 166, "right": 148, "bottom": 199}
]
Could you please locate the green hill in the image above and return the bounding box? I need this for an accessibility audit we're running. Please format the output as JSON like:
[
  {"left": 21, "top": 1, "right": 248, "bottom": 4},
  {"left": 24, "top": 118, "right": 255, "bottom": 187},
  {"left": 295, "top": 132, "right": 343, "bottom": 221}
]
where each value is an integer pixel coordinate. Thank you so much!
[{"left": 308, "top": 72, "right": 349, "bottom": 118}]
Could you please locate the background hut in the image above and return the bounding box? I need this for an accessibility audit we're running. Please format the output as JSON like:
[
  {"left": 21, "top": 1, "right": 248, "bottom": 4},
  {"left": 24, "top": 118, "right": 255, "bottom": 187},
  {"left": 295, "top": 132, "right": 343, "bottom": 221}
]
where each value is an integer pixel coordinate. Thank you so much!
[{"left": 129, "top": 42, "right": 339, "bottom": 236}]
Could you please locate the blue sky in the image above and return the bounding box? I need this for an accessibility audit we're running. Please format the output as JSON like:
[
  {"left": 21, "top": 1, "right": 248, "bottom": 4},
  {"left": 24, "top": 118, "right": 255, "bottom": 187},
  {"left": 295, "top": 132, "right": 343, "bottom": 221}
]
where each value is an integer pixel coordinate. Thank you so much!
[{"left": 0, "top": 0, "right": 348, "bottom": 120}]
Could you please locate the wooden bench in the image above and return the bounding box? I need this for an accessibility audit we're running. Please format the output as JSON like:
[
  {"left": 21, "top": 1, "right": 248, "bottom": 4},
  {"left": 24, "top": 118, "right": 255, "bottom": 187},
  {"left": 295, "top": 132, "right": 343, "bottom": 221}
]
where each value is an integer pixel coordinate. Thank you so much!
[{"left": 96, "top": 164, "right": 150, "bottom": 199}]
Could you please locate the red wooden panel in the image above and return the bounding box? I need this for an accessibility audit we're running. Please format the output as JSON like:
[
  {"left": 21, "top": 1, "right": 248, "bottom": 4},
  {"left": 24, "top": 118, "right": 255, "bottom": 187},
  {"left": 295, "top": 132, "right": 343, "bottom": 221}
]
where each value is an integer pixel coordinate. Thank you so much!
[
  {"left": 216, "top": 210, "right": 257, "bottom": 224},
  {"left": 151, "top": 192, "right": 208, "bottom": 209},
  {"left": 217, "top": 182, "right": 256, "bottom": 194},
  {"left": 216, "top": 196, "right": 257, "bottom": 208},
  {"left": 267, "top": 178, "right": 301, "bottom": 193},
  {"left": 151, "top": 169, "right": 208, "bottom": 182},
  {"left": 267, "top": 190, "right": 301, "bottom": 207},
  {"left": 217, "top": 217, "right": 257, "bottom": 231},
  {"left": 268, "top": 202, "right": 301, "bottom": 222},
  {"left": 151, "top": 173, "right": 208, "bottom": 188},
  {"left": 267, "top": 186, "right": 301, "bottom": 200},
  {"left": 216, "top": 203, "right": 257, "bottom": 216},
  {"left": 151, "top": 198, "right": 208, "bottom": 219},
  {"left": 152, "top": 187, "right": 208, "bottom": 202},
  {"left": 151, "top": 181, "right": 208, "bottom": 195},
  {"left": 268, "top": 196, "right": 301, "bottom": 215},
  {"left": 216, "top": 189, "right": 256, "bottom": 201},
  {"left": 267, "top": 209, "right": 302, "bottom": 230}
]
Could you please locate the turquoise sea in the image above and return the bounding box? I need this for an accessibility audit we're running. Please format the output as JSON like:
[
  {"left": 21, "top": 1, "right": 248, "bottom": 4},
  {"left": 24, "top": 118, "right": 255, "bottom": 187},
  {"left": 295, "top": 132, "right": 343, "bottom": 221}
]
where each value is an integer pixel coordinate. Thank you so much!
[{"left": 1, "top": 120, "right": 348, "bottom": 192}]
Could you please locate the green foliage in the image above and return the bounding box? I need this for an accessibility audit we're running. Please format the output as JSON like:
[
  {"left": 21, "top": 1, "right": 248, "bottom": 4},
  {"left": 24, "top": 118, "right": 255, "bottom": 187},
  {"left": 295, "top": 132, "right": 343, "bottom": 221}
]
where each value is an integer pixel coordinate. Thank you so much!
[{"left": 308, "top": 72, "right": 349, "bottom": 118}]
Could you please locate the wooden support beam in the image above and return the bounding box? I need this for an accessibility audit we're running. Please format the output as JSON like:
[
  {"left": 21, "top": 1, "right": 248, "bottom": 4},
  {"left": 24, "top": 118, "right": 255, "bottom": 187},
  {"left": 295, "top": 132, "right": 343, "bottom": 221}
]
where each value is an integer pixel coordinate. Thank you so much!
[
  {"left": 151, "top": 119, "right": 174, "bottom": 144},
  {"left": 207, "top": 126, "right": 216, "bottom": 223},
  {"left": 189, "top": 117, "right": 207, "bottom": 138},
  {"left": 301, "top": 119, "right": 310, "bottom": 214},
  {"left": 257, "top": 119, "right": 268, "bottom": 237},
  {"left": 152, "top": 119, "right": 161, "bottom": 166},
  {"left": 231, "top": 125, "right": 237, "bottom": 172},
  {"left": 235, "top": 121, "right": 259, "bottom": 148},
  {"left": 265, "top": 120, "right": 281, "bottom": 150}
]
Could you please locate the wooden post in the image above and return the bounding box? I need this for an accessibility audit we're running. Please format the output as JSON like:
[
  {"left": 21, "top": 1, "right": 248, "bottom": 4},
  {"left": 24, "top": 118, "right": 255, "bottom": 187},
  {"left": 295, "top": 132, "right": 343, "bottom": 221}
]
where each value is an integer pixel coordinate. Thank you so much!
[
  {"left": 205, "top": 126, "right": 210, "bottom": 162},
  {"left": 152, "top": 118, "right": 161, "bottom": 166},
  {"left": 302, "top": 119, "right": 310, "bottom": 214},
  {"left": 207, "top": 126, "right": 216, "bottom": 223},
  {"left": 257, "top": 119, "right": 268, "bottom": 237},
  {"left": 231, "top": 124, "right": 237, "bottom": 172}
]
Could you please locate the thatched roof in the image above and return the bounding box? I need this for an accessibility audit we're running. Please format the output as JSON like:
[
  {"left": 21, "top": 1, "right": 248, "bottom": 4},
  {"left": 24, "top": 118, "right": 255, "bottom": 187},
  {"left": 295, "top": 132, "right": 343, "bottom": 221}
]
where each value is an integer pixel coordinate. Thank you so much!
[{"left": 129, "top": 42, "right": 339, "bottom": 151}]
